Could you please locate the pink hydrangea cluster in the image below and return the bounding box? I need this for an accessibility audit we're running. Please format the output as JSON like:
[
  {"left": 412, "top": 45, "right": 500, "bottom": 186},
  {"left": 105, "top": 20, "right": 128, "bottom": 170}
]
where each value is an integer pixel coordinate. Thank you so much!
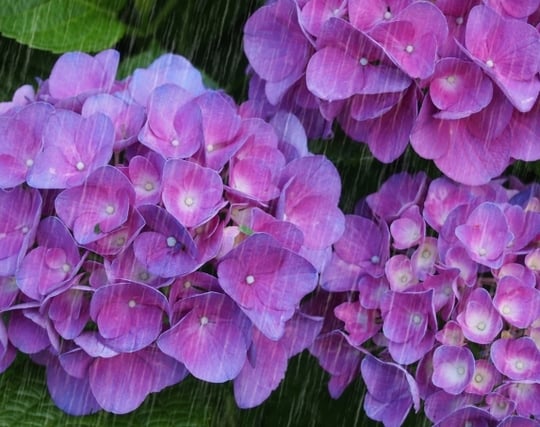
[
  {"left": 310, "top": 172, "right": 540, "bottom": 426},
  {"left": 243, "top": 0, "right": 540, "bottom": 185},
  {"left": 0, "top": 49, "right": 346, "bottom": 415}
]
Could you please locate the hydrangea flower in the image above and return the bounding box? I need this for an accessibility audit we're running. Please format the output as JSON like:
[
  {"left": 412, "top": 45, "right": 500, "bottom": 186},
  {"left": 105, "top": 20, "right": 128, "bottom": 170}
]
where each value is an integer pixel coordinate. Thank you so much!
[
  {"left": 315, "top": 172, "right": 540, "bottom": 425},
  {"left": 244, "top": 0, "right": 540, "bottom": 182},
  {"left": 0, "top": 48, "right": 345, "bottom": 416}
]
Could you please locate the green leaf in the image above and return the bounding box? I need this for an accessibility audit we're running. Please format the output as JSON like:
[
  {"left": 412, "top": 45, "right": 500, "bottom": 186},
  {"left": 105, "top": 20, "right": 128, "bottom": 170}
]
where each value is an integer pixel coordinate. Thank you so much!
[
  {"left": 0, "top": 0, "right": 127, "bottom": 53},
  {"left": 0, "top": 36, "right": 58, "bottom": 100}
]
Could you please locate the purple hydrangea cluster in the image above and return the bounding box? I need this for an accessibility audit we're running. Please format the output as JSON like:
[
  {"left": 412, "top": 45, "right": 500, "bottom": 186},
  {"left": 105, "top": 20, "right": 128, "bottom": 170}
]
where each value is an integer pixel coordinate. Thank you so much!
[
  {"left": 0, "top": 49, "right": 346, "bottom": 414},
  {"left": 243, "top": 0, "right": 540, "bottom": 185},
  {"left": 310, "top": 172, "right": 540, "bottom": 426}
]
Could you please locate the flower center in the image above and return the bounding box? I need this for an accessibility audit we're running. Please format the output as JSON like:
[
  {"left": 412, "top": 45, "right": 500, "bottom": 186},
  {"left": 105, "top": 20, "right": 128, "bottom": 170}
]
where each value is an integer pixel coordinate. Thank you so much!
[
  {"left": 200, "top": 316, "right": 209, "bottom": 326},
  {"left": 421, "top": 249, "right": 432, "bottom": 259},
  {"left": 476, "top": 321, "right": 486, "bottom": 331},
  {"left": 184, "top": 280, "right": 192, "bottom": 289},
  {"left": 486, "top": 59, "right": 494, "bottom": 68},
  {"left": 370, "top": 255, "right": 380, "bottom": 264},
  {"left": 206, "top": 144, "right": 215, "bottom": 152},
  {"left": 474, "top": 374, "right": 483, "bottom": 383},
  {"left": 502, "top": 305, "right": 511, "bottom": 315},
  {"left": 139, "top": 271, "right": 150, "bottom": 281},
  {"left": 144, "top": 182, "right": 154, "bottom": 191},
  {"left": 456, "top": 16, "right": 464, "bottom": 25},
  {"left": 61, "top": 263, "right": 71, "bottom": 273},
  {"left": 383, "top": 10, "right": 392, "bottom": 20},
  {"left": 457, "top": 366, "right": 465, "bottom": 376},
  {"left": 76, "top": 161, "right": 85, "bottom": 171},
  {"left": 405, "top": 44, "right": 414, "bottom": 54},
  {"left": 515, "top": 360, "right": 525, "bottom": 371},
  {"left": 477, "top": 248, "right": 487, "bottom": 257},
  {"left": 446, "top": 75, "right": 457, "bottom": 85},
  {"left": 166, "top": 236, "right": 177, "bottom": 247},
  {"left": 412, "top": 313, "right": 422, "bottom": 325},
  {"left": 359, "top": 57, "right": 369, "bottom": 66},
  {"left": 184, "top": 196, "right": 194, "bottom": 207},
  {"left": 128, "top": 299, "right": 136, "bottom": 308},
  {"left": 105, "top": 205, "right": 115, "bottom": 215},
  {"left": 26, "top": 159, "right": 34, "bottom": 167},
  {"left": 245, "top": 275, "right": 255, "bottom": 285},
  {"left": 170, "top": 139, "right": 180, "bottom": 147}
]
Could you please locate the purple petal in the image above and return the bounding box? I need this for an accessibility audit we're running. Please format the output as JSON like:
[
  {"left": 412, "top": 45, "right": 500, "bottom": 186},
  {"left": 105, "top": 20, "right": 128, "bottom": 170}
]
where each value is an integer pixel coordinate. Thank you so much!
[
  {"left": 244, "top": 0, "right": 311, "bottom": 82},
  {"left": 217, "top": 233, "right": 317, "bottom": 339},
  {"left": 490, "top": 337, "right": 540, "bottom": 381},
  {"left": 340, "top": 84, "right": 418, "bottom": 163},
  {"left": 128, "top": 54, "right": 205, "bottom": 106},
  {"left": 47, "top": 356, "right": 101, "bottom": 415},
  {"left": 430, "top": 58, "right": 493, "bottom": 119},
  {"left": 89, "top": 347, "right": 186, "bottom": 414},
  {"left": 368, "top": 2, "right": 448, "bottom": 79},
  {"left": 158, "top": 292, "right": 251, "bottom": 382},
  {"left": 432, "top": 345, "right": 475, "bottom": 394},
  {"left": 0, "top": 102, "right": 54, "bottom": 188},
  {"left": 28, "top": 111, "right": 115, "bottom": 189},
  {"left": 162, "top": 159, "right": 224, "bottom": 228},
  {"left": 493, "top": 276, "right": 540, "bottom": 328},
  {"left": 55, "top": 166, "right": 135, "bottom": 244},
  {"left": 48, "top": 50, "right": 119, "bottom": 100},
  {"left": 348, "top": 0, "right": 412, "bottom": 31},
  {"left": 464, "top": 5, "right": 540, "bottom": 112},
  {"left": 456, "top": 288, "right": 503, "bottom": 344},
  {"left": 90, "top": 282, "right": 167, "bottom": 353},
  {"left": 233, "top": 330, "right": 289, "bottom": 408}
]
